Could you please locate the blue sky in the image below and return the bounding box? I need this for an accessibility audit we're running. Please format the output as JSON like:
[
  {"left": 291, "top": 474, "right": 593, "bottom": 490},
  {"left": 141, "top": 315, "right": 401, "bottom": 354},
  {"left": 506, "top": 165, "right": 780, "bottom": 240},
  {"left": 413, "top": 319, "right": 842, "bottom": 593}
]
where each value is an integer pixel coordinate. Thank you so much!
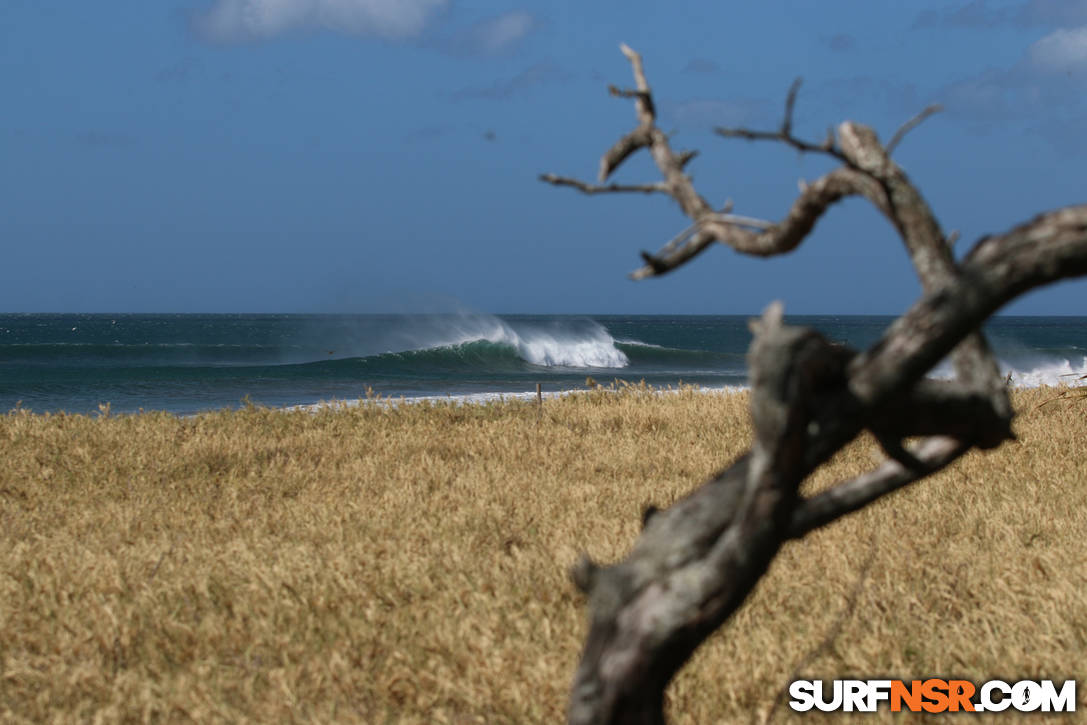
[{"left": 2, "top": 0, "right": 1085, "bottom": 314}]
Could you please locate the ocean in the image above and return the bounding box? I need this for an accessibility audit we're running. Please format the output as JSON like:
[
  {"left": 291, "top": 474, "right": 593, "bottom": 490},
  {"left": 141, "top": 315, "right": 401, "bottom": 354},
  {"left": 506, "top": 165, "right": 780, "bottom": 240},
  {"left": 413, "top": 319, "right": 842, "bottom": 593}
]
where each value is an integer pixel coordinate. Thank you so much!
[{"left": 2, "top": 313, "right": 1085, "bottom": 415}]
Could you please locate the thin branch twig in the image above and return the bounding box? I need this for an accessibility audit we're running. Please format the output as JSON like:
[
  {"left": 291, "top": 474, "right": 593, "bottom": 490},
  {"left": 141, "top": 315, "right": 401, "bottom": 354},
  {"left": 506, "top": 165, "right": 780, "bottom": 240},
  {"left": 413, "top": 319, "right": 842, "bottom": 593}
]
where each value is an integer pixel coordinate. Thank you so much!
[
  {"left": 619, "top": 43, "right": 654, "bottom": 125},
  {"left": 716, "top": 78, "right": 847, "bottom": 162},
  {"left": 886, "top": 104, "right": 943, "bottom": 155},
  {"left": 539, "top": 174, "right": 667, "bottom": 195},
  {"left": 781, "top": 77, "right": 802, "bottom": 136}
]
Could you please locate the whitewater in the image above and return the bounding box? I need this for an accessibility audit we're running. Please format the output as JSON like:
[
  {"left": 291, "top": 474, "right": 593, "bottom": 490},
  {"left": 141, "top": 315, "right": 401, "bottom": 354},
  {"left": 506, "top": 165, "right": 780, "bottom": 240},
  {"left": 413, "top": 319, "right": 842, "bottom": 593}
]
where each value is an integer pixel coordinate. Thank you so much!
[{"left": 380, "top": 314, "right": 631, "bottom": 369}]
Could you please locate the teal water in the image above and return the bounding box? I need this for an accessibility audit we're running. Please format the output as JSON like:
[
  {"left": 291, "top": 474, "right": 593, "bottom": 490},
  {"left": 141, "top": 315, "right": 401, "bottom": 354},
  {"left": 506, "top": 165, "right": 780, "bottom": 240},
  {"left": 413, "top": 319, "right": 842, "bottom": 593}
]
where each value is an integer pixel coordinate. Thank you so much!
[{"left": 1, "top": 313, "right": 1085, "bottom": 415}]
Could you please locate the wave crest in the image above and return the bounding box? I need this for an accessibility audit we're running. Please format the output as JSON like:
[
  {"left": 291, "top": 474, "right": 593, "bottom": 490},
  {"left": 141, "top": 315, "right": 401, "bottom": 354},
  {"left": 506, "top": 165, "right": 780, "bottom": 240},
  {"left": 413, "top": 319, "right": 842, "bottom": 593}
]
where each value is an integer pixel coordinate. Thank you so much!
[
  {"left": 930, "top": 355, "right": 1087, "bottom": 388},
  {"left": 387, "top": 315, "right": 630, "bottom": 369},
  {"left": 497, "top": 327, "right": 628, "bottom": 368},
  {"left": 1006, "top": 356, "right": 1087, "bottom": 388}
]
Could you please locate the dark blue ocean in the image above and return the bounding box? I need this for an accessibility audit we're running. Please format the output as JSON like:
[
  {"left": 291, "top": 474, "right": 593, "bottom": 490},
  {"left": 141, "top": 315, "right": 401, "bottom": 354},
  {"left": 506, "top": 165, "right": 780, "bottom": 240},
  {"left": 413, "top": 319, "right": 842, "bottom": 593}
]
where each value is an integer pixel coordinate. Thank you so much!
[{"left": 2, "top": 314, "right": 1085, "bottom": 415}]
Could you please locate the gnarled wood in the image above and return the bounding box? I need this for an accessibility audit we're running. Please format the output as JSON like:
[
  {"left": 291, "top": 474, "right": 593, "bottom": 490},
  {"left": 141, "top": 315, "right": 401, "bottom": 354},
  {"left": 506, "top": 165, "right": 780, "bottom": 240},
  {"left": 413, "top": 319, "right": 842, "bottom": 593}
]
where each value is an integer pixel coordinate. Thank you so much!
[{"left": 543, "top": 45, "right": 1087, "bottom": 725}]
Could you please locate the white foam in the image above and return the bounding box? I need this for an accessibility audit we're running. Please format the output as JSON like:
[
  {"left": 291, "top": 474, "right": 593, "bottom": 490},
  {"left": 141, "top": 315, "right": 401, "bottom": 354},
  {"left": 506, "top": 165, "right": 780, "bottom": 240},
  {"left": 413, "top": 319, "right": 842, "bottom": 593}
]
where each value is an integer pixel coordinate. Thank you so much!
[
  {"left": 1005, "top": 356, "right": 1087, "bottom": 388},
  {"left": 928, "top": 355, "right": 1087, "bottom": 389},
  {"left": 394, "top": 314, "right": 630, "bottom": 369},
  {"left": 501, "top": 327, "right": 629, "bottom": 368}
]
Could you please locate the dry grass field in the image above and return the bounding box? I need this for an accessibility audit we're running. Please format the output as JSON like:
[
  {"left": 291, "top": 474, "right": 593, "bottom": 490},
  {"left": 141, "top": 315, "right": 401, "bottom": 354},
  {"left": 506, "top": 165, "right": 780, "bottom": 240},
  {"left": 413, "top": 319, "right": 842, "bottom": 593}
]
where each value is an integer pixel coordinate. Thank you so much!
[{"left": 1, "top": 387, "right": 1085, "bottom": 723}]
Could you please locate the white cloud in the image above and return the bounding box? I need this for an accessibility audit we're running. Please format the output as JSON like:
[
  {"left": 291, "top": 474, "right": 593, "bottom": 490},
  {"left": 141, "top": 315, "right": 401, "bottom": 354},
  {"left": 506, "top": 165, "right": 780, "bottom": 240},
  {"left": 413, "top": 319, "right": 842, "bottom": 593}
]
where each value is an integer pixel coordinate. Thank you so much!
[
  {"left": 1028, "top": 25, "right": 1087, "bottom": 72},
  {"left": 472, "top": 11, "right": 534, "bottom": 54},
  {"left": 194, "top": 0, "right": 448, "bottom": 42},
  {"left": 438, "top": 11, "right": 535, "bottom": 56}
]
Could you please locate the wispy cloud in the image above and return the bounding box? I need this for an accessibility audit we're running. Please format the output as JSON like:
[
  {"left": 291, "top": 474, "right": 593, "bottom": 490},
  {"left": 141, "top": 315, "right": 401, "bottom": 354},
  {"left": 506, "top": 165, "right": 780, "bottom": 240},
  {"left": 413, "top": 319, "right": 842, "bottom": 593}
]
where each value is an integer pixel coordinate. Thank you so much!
[
  {"left": 450, "top": 61, "right": 571, "bottom": 101},
  {"left": 910, "top": 0, "right": 1087, "bottom": 128},
  {"left": 441, "top": 10, "right": 535, "bottom": 56},
  {"left": 192, "top": 0, "right": 448, "bottom": 42},
  {"left": 1028, "top": 25, "right": 1087, "bottom": 72},
  {"left": 934, "top": 25, "right": 1087, "bottom": 131},
  {"left": 938, "top": 69, "right": 1028, "bottom": 119},
  {"left": 914, "top": 0, "right": 1087, "bottom": 29}
]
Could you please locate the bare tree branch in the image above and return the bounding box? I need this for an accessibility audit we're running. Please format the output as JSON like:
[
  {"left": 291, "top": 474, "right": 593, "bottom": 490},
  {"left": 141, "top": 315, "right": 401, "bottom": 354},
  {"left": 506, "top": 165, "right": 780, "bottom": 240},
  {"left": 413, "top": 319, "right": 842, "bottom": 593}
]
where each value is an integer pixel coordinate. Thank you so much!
[
  {"left": 619, "top": 43, "right": 654, "bottom": 125},
  {"left": 886, "top": 103, "right": 943, "bottom": 155},
  {"left": 631, "top": 229, "right": 717, "bottom": 280},
  {"left": 539, "top": 174, "right": 668, "bottom": 196},
  {"left": 836, "top": 121, "right": 1012, "bottom": 425},
  {"left": 867, "top": 380, "right": 1012, "bottom": 447},
  {"left": 607, "top": 86, "right": 651, "bottom": 102},
  {"left": 545, "top": 46, "right": 939, "bottom": 283},
  {"left": 675, "top": 150, "right": 698, "bottom": 169},
  {"left": 788, "top": 437, "right": 968, "bottom": 539},
  {"left": 715, "top": 79, "right": 846, "bottom": 162},
  {"left": 599, "top": 127, "right": 653, "bottom": 182},
  {"left": 781, "top": 78, "right": 802, "bottom": 136},
  {"left": 628, "top": 167, "right": 890, "bottom": 279}
]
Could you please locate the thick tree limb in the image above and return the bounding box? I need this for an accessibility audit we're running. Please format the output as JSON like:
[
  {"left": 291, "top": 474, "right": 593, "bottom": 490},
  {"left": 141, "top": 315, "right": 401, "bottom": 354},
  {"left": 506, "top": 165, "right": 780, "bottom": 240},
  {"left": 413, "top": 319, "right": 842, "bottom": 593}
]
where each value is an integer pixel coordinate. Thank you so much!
[
  {"left": 867, "top": 380, "right": 1012, "bottom": 448},
  {"left": 836, "top": 122, "right": 1012, "bottom": 430},
  {"left": 788, "top": 437, "right": 967, "bottom": 539},
  {"left": 599, "top": 127, "right": 653, "bottom": 182},
  {"left": 623, "top": 167, "right": 891, "bottom": 278},
  {"left": 849, "top": 204, "right": 1087, "bottom": 407}
]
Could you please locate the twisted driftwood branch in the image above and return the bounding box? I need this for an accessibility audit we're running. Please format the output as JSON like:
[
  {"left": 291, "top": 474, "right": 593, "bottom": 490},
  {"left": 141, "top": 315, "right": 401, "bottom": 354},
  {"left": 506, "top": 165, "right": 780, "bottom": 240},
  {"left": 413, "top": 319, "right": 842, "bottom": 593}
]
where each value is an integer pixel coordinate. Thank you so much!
[{"left": 543, "top": 45, "right": 1087, "bottom": 725}]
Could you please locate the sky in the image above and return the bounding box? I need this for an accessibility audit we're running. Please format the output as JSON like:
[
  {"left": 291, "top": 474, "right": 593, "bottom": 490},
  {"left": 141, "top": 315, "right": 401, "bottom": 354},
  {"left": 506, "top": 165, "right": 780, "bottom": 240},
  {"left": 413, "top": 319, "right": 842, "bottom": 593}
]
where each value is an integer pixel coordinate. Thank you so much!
[{"left": 2, "top": 0, "right": 1086, "bottom": 315}]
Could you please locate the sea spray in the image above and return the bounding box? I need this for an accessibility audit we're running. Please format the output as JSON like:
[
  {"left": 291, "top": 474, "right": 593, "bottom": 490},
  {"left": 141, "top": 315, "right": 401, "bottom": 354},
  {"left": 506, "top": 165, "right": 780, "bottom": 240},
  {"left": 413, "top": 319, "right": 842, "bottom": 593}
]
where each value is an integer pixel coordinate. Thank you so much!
[
  {"left": 1003, "top": 355, "right": 1087, "bottom": 388},
  {"left": 374, "top": 313, "right": 630, "bottom": 368}
]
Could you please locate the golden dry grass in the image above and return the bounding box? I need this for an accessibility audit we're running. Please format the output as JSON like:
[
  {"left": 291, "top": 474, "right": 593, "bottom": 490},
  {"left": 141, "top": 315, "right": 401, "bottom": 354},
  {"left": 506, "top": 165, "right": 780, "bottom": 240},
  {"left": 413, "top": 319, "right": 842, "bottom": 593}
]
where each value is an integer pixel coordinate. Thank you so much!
[{"left": 1, "top": 387, "right": 1084, "bottom": 723}]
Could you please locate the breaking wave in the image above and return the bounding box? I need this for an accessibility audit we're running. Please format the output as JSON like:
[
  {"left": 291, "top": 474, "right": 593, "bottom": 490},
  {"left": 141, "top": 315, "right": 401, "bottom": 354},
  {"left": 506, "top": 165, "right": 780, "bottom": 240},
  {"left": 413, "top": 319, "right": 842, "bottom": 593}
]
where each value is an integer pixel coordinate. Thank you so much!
[
  {"left": 929, "top": 355, "right": 1087, "bottom": 388},
  {"left": 364, "top": 315, "right": 630, "bottom": 369},
  {"left": 1004, "top": 356, "right": 1087, "bottom": 388}
]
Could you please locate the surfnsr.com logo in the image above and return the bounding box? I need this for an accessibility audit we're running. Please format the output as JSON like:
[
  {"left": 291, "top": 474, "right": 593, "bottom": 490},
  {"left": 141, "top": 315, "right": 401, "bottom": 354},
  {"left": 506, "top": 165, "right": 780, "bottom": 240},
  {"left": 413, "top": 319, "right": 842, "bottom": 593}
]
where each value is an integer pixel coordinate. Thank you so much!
[{"left": 789, "top": 679, "right": 1076, "bottom": 713}]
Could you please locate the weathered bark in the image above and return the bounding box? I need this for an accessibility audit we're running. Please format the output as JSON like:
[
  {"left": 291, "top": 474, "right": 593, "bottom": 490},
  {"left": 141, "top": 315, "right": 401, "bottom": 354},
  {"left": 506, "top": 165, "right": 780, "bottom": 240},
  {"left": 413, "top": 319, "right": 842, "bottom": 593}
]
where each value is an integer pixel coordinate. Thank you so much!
[{"left": 543, "top": 45, "right": 1087, "bottom": 725}]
